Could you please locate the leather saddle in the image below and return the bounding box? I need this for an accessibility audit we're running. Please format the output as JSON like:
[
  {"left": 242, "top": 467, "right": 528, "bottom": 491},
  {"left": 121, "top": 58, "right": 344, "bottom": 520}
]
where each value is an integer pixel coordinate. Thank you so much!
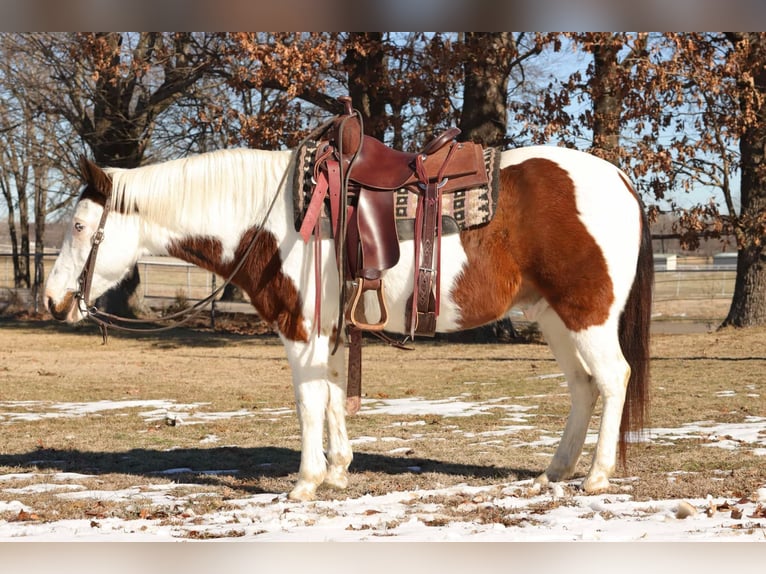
[{"left": 300, "top": 96, "right": 488, "bottom": 338}]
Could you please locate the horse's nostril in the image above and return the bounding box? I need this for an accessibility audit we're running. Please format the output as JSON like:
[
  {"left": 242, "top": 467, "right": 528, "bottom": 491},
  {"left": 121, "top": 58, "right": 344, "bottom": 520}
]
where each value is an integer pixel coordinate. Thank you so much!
[
  {"left": 46, "top": 297, "right": 57, "bottom": 317},
  {"left": 46, "top": 295, "right": 68, "bottom": 321}
]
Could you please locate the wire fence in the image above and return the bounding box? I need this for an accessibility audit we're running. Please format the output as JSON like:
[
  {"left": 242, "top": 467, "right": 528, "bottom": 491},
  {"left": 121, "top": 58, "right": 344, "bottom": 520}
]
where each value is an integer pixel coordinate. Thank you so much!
[{"left": 1, "top": 252, "right": 738, "bottom": 320}]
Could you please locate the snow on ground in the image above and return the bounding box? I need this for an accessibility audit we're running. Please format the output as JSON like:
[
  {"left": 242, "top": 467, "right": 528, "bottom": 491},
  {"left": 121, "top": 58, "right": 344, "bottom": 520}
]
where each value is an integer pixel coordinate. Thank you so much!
[
  {"left": 0, "top": 472, "right": 765, "bottom": 542},
  {"left": 1, "top": 395, "right": 765, "bottom": 541}
]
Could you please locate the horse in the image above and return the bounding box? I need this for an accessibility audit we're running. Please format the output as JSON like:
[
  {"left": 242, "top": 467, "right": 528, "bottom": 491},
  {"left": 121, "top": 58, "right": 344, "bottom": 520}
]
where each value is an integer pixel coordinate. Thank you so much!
[{"left": 45, "top": 144, "right": 653, "bottom": 502}]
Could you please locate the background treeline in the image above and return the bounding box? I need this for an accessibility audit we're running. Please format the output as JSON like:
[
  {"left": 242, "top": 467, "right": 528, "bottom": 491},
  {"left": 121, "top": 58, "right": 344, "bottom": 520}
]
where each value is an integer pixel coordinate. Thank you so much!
[{"left": 1, "top": 33, "right": 764, "bottom": 327}]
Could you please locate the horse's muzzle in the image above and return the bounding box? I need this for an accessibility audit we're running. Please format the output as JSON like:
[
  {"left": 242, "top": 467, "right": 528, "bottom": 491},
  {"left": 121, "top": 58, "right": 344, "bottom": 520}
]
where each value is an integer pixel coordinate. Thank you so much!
[{"left": 46, "top": 291, "right": 78, "bottom": 322}]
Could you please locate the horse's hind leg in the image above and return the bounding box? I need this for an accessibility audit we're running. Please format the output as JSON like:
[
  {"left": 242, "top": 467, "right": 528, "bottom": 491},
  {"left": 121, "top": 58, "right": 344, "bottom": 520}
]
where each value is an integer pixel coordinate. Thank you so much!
[
  {"left": 571, "top": 322, "right": 631, "bottom": 492},
  {"left": 534, "top": 307, "right": 599, "bottom": 487}
]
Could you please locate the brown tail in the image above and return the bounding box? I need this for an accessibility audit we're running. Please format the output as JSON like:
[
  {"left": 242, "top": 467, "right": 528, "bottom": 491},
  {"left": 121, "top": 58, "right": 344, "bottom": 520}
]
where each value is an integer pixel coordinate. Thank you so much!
[{"left": 618, "top": 200, "right": 653, "bottom": 463}]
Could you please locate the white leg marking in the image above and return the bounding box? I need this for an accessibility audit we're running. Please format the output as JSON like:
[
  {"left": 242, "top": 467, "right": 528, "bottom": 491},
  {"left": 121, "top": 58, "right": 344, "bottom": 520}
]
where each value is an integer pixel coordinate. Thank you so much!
[
  {"left": 283, "top": 335, "right": 331, "bottom": 501},
  {"left": 324, "top": 343, "right": 353, "bottom": 490},
  {"left": 534, "top": 307, "right": 598, "bottom": 487},
  {"left": 282, "top": 334, "right": 353, "bottom": 501},
  {"left": 572, "top": 323, "right": 631, "bottom": 493}
]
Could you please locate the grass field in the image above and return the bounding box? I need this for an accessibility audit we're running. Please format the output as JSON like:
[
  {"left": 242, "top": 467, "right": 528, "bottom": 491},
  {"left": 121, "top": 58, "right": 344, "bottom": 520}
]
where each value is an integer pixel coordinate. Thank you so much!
[{"left": 0, "top": 315, "right": 763, "bottom": 539}]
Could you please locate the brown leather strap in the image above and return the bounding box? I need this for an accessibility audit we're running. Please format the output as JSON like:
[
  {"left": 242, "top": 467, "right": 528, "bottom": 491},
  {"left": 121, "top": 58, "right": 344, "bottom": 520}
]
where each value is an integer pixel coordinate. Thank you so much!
[
  {"left": 346, "top": 326, "right": 362, "bottom": 415},
  {"left": 357, "top": 186, "right": 400, "bottom": 274},
  {"left": 408, "top": 142, "right": 458, "bottom": 337}
]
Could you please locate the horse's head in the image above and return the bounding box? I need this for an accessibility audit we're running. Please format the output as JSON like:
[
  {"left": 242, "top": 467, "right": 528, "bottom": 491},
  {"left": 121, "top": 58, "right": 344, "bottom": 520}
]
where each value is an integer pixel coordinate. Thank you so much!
[{"left": 45, "top": 157, "right": 142, "bottom": 323}]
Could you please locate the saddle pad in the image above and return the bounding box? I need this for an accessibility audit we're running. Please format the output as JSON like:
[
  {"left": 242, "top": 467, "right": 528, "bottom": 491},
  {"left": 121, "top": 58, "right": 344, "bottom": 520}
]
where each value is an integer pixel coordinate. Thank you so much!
[
  {"left": 293, "top": 141, "right": 500, "bottom": 238},
  {"left": 394, "top": 146, "right": 499, "bottom": 228}
]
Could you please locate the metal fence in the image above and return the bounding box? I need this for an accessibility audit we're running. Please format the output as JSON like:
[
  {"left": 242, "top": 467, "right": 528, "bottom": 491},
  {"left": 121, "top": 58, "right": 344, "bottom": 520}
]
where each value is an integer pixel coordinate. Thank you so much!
[{"left": 1, "top": 252, "right": 737, "bottom": 317}]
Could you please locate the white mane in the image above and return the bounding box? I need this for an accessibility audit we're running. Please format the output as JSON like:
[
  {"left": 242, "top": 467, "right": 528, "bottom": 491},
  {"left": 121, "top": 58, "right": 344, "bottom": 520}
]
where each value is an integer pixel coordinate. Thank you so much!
[{"left": 105, "top": 148, "right": 292, "bottom": 235}]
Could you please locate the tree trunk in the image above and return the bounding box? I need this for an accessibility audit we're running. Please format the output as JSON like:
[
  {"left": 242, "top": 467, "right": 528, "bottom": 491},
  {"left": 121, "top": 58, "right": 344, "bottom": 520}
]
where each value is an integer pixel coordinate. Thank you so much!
[
  {"left": 722, "top": 33, "right": 766, "bottom": 327},
  {"left": 0, "top": 164, "right": 31, "bottom": 289},
  {"left": 344, "top": 33, "right": 389, "bottom": 140},
  {"left": 591, "top": 35, "right": 622, "bottom": 166},
  {"left": 722, "top": 112, "right": 766, "bottom": 326},
  {"left": 723, "top": 242, "right": 766, "bottom": 327},
  {"left": 32, "top": 164, "right": 48, "bottom": 313},
  {"left": 458, "top": 33, "right": 515, "bottom": 147},
  {"left": 96, "top": 265, "right": 145, "bottom": 319},
  {"left": 221, "top": 283, "right": 244, "bottom": 302},
  {"left": 458, "top": 33, "right": 517, "bottom": 341}
]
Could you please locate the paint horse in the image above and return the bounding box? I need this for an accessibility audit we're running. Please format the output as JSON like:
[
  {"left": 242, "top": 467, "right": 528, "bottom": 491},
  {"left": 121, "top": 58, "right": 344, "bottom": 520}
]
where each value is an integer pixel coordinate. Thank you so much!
[{"left": 45, "top": 144, "right": 653, "bottom": 501}]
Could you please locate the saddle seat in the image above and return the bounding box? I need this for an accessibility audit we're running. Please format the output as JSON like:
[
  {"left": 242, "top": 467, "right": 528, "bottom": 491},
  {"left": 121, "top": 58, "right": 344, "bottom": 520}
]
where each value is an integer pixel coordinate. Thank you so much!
[{"left": 346, "top": 127, "right": 462, "bottom": 191}]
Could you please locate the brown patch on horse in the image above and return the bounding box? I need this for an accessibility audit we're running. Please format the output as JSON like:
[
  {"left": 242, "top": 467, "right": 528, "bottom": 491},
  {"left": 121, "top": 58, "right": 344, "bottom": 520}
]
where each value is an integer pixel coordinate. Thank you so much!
[
  {"left": 453, "top": 158, "right": 614, "bottom": 332},
  {"left": 168, "top": 229, "right": 309, "bottom": 342},
  {"left": 78, "top": 156, "right": 112, "bottom": 207},
  {"left": 77, "top": 156, "right": 136, "bottom": 214},
  {"left": 47, "top": 291, "right": 76, "bottom": 321}
]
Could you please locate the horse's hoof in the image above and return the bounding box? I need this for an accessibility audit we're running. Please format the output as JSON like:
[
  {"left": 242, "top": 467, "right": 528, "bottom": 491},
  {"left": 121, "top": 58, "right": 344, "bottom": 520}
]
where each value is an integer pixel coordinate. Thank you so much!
[
  {"left": 323, "top": 466, "right": 349, "bottom": 490},
  {"left": 288, "top": 481, "right": 317, "bottom": 502},
  {"left": 533, "top": 473, "right": 550, "bottom": 490},
  {"left": 581, "top": 473, "right": 611, "bottom": 493}
]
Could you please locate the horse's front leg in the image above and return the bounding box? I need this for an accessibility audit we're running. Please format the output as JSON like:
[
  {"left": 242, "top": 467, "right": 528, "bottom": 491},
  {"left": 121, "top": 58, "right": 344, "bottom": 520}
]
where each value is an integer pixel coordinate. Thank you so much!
[
  {"left": 323, "top": 341, "right": 353, "bottom": 490},
  {"left": 283, "top": 334, "right": 352, "bottom": 501}
]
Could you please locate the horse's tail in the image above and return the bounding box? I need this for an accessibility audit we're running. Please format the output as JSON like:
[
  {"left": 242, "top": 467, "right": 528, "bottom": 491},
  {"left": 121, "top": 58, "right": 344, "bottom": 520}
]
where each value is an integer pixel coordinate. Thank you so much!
[{"left": 618, "top": 198, "right": 654, "bottom": 463}]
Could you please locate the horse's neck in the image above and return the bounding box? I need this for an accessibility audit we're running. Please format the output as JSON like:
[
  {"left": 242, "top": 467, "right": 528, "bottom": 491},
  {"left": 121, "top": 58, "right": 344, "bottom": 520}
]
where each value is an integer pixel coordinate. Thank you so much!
[{"left": 135, "top": 149, "right": 295, "bottom": 262}]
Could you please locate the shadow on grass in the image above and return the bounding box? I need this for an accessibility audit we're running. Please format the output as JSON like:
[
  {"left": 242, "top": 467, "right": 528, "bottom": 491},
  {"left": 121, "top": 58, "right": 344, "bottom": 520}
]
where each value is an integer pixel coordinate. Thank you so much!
[
  {"left": 0, "top": 445, "right": 534, "bottom": 496},
  {"left": 0, "top": 316, "right": 555, "bottom": 361},
  {"left": 0, "top": 315, "right": 283, "bottom": 350}
]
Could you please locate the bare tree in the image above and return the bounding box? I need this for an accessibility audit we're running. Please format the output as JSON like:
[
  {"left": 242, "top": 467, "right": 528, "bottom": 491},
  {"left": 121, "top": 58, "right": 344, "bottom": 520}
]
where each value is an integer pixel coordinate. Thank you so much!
[
  {"left": 5, "top": 33, "right": 220, "bottom": 316},
  {"left": 0, "top": 34, "right": 66, "bottom": 303}
]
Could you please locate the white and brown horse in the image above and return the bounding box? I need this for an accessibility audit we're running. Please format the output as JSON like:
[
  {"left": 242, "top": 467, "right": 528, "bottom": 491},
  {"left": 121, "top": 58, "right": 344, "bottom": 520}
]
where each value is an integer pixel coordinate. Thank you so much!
[{"left": 45, "top": 145, "right": 653, "bottom": 501}]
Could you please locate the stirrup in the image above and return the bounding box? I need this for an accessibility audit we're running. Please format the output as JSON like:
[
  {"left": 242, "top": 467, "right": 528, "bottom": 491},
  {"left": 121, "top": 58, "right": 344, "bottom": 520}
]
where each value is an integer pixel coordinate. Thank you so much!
[{"left": 346, "top": 277, "right": 389, "bottom": 332}]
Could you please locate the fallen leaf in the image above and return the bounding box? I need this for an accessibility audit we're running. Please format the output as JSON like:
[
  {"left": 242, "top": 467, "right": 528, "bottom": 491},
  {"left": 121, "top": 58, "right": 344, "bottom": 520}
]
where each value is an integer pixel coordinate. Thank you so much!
[{"left": 11, "top": 510, "right": 41, "bottom": 522}]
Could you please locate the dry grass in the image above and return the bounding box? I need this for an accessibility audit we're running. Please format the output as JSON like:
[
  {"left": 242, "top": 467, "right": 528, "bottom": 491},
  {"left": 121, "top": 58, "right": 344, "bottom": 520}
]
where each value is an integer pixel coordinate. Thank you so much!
[{"left": 0, "top": 316, "right": 764, "bottom": 527}]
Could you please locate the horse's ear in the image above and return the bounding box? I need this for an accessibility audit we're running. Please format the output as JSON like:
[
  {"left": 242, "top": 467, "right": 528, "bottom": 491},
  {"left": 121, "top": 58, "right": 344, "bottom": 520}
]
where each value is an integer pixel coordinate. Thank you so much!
[{"left": 78, "top": 155, "right": 112, "bottom": 200}]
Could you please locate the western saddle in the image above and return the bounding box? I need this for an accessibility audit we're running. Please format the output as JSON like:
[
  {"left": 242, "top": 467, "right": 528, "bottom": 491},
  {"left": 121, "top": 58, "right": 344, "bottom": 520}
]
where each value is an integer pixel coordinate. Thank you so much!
[{"left": 298, "top": 96, "right": 488, "bottom": 413}]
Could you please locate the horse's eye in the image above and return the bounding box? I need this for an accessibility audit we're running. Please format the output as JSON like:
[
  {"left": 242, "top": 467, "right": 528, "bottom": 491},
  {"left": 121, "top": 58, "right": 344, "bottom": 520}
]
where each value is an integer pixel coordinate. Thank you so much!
[{"left": 74, "top": 222, "right": 84, "bottom": 233}]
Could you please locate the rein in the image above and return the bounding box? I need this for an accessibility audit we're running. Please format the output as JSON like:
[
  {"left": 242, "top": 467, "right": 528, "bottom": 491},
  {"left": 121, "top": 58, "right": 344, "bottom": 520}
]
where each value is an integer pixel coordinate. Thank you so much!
[{"left": 76, "top": 117, "right": 339, "bottom": 343}]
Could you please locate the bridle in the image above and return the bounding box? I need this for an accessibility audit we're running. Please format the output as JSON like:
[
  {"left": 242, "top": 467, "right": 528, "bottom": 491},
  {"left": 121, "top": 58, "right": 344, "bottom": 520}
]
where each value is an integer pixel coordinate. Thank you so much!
[
  {"left": 73, "top": 178, "right": 263, "bottom": 343},
  {"left": 73, "top": 117, "right": 339, "bottom": 343}
]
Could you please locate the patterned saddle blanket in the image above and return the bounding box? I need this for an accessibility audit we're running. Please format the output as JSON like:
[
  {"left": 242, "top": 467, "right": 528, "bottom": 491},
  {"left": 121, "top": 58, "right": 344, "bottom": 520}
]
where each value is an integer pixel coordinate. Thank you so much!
[{"left": 293, "top": 141, "right": 501, "bottom": 239}]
